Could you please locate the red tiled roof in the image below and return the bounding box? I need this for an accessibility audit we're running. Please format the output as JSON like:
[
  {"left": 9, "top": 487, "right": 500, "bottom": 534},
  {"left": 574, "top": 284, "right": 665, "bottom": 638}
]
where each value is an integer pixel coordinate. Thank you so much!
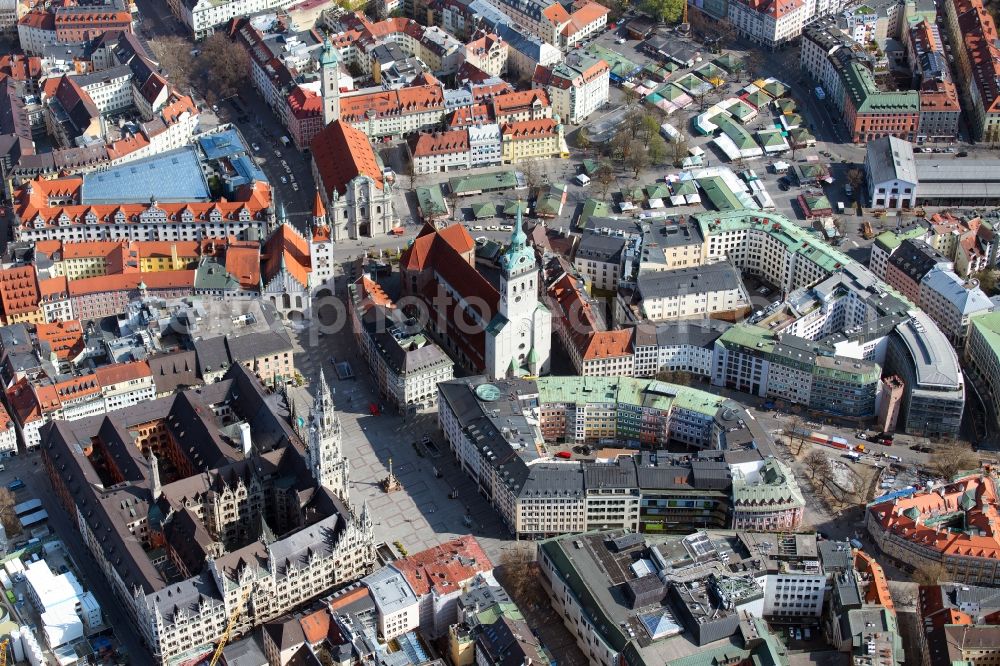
[
  {"left": 14, "top": 176, "right": 270, "bottom": 231},
  {"left": 448, "top": 103, "right": 492, "bottom": 128},
  {"left": 0, "top": 266, "right": 40, "bottom": 317},
  {"left": 36, "top": 320, "right": 85, "bottom": 361},
  {"left": 391, "top": 536, "right": 492, "bottom": 597},
  {"left": 502, "top": 118, "right": 559, "bottom": 139},
  {"left": 543, "top": 3, "right": 571, "bottom": 23},
  {"left": 0, "top": 55, "right": 42, "bottom": 81},
  {"left": 224, "top": 242, "right": 261, "bottom": 289},
  {"left": 566, "top": 1, "right": 608, "bottom": 32},
  {"left": 409, "top": 129, "right": 469, "bottom": 157},
  {"left": 548, "top": 272, "right": 632, "bottom": 360},
  {"left": 18, "top": 10, "right": 55, "bottom": 30},
  {"left": 311, "top": 120, "right": 384, "bottom": 198},
  {"left": 353, "top": 276, "right": 394, "bottom": 313},
  {"left": 299, "top": 608, "right": 333, "bottom": 645},
  {"left": 492, "top": 89, "right": 550, "bottom": 117},
  {"left": 870, "top": 474, "right": 1000, "bottom": 560},
  {"left": 287, "top": 86, "right": 322, "bottom": 119},
  {"left": 69, "top": 271, "right": 196, "bottom": 296},
  {"left": 264, "top": 224, "right": 311, "bottom": 288},
  {"left": 94, "top": 359, "right": 152, "bottom": 386},
  {"left": 339, "top": 84, "right": 445, "bottom": 124},
  {"left": 853, "top": 549, "right": 894, "bottom": 611},
  {"left": 38, "top": 276, "right": 69, "bottom": 301}
]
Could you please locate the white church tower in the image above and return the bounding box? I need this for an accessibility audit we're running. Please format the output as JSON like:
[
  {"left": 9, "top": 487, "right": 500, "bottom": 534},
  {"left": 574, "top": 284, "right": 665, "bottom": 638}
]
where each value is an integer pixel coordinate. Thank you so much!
[
  {"left": 307, "top": 369, "right": 349, "bottom": 498},
  {"left": 485, "top": 207, "right": 552, "bottom": 379},
  {"left": 309, "top": 191, "right": 335, "bottom": 288},
  {"left": 320, "top": 37, "right": 340, "bottom": 126}
]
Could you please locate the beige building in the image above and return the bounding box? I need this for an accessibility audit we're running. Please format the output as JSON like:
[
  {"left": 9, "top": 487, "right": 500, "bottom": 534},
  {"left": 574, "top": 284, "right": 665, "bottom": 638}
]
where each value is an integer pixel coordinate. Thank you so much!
[
  {"left": 348, "top": 276, "right": 455, "bottom": 416},
  {"left": 500, "top": 118, "right": 568, "bottom": 163},
  {"left": 637, "top": 263, "right": 751, "bottom": 322}
]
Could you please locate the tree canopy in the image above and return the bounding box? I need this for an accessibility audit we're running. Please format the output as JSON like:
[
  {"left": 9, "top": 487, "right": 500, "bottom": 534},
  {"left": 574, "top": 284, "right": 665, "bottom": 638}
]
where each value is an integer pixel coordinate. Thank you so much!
[{"left": 643, "top": 0, "right": 685, "bottom": 23}]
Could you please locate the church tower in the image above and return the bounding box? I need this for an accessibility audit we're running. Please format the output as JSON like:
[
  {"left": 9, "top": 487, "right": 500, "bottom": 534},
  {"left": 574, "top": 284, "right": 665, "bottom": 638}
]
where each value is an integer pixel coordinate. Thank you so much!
[
  {"left": 309, "top": 191, "right": 334, "bottom": 288},
  {"left": 320, "top": 38, "right": 340, "bottom": 126},
  {"left": 485, "top": 207, "right": 552, "bottom": 379},
  {"left": 307, "top": 369, "right": 349, "bottom": 498}
]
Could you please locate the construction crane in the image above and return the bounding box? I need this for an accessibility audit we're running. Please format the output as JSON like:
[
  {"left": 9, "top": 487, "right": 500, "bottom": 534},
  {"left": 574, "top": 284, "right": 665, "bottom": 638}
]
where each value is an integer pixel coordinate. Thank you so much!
[{"left": 209, "top": 586, "right": 253, "bottom": 666}]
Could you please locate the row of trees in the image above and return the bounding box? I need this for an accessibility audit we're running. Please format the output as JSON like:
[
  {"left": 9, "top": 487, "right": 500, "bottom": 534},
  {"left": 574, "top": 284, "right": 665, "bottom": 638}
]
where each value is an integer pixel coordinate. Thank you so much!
[
  {"left": 575, "top": 107, "right": 694, "bottom": 197},
  {"left": 148, "top": 33, "right": 250, "bottom": 104}
]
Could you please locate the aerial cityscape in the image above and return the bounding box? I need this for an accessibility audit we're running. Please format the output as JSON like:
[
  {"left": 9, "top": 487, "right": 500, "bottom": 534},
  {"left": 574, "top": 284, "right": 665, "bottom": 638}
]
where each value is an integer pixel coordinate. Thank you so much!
[{"left": 0, "top": 0, "right": 999, "bottom": 660}]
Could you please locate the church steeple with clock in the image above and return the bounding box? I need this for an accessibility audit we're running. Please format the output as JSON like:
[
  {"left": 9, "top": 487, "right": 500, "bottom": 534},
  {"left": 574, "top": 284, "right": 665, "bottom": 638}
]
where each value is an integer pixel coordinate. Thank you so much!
[{"left": 485, "top": 207, "right": 552, "bottom": 379}]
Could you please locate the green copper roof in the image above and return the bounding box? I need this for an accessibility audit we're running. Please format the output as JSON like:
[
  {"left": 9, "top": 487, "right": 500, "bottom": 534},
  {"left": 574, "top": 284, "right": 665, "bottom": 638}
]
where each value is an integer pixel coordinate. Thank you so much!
[
  {"left": 970, "top": 311, "right": 1000, "bottom": 362},
  {"left": 874, "top": 225, "right": 926, "bottom": 252},
  {"left": 499, "top": 206, "right": 533, "bottom": 275},
  {"left": 319, "top": 37, "right": 338, "bottom": 66}
]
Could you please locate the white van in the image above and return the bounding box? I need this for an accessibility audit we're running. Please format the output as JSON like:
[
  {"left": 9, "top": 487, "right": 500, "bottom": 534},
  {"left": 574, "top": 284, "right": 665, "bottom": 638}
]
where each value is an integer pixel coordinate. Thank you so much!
[{"left": 575, "top": 173, "right": 591, "bottom": 186}]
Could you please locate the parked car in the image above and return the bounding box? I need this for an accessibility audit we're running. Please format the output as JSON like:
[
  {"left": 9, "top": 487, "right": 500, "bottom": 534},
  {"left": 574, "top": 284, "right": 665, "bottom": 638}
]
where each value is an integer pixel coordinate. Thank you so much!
[
  {"left": 7, "top": 478, "right": 24, "bottom": 491},
  {"left": 280, "top": 176, "right": 287, "bottom": 184}
]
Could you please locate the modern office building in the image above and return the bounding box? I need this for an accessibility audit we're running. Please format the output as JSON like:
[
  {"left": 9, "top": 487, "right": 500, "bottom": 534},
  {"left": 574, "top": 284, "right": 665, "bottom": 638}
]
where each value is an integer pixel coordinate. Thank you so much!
[
  {"left": 436, "top": 375, "right": 804, "bottom": 539},
  {"left": 538, "top": 529, "right": 818, "bottom": 666}
]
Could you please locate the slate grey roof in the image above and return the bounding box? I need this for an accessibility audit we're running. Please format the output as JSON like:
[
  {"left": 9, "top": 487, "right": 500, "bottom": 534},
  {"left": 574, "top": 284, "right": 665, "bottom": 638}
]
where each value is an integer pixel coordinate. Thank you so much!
[
  {"left": 226, "top": 329, "right": 293, "bottom": 362},
  {"left": 921, "top": 267, "right": 994, "bottom": 316},
  {"left": 575, "top": 233, "right": 627, "bottom": 264},
  {"left": 520, "top": 464, "right": 584, "bottom": 498},
  {"left": 818, "top": 540, "right": 854, "bottom": 574},
  {"left": 866, "top": 135, "right": 917, "bottom": 186},
  {"left": 149, "top": 350, "right": 201, "bottom": 394},
  {"left": 194, "top": 336, "right": 230, "bottom": 376},
  {"left": 888, "top": 238, "right": 950, "bottom": 284},
  {"left": 584, "top": 460, "right": 638, "bottom": 489},
  {"left": 638, "top": 262, "right": 742, "bottom": 299}
]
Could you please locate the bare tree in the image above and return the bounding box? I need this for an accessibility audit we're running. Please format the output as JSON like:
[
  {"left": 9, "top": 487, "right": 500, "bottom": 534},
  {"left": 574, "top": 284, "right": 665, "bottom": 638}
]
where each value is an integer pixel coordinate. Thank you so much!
[
  {"left": 627, "top": 142, "right": 648, "bottom": 177},
  {"left": 803, "top": 449, "right": 832, "bottom": 481},
  {"left": 577, "top": 127, "right": 592, "bottom": 155},
  {"left": 0, "top": 488, "right": 20, "bottom": 538},
  {"left": 498, "top": 543, "right": 542, "bottom": 606},
  {"left": 913, "top": 561, "right": 949, "bottom": 586},
  {"left": 612, "top": 128, "right": 633, "bottom": 164},
  {"left": 406, "top": 156, "right": 421, "bottom": 190},
  {"left": 929, "top": 443, "right": 979, "bottom": 481},
  {"left": 446, "top": 190, "right": 460, "bottom": 222},
  {"left": 148, "top": 36, "right": 197, "bottom": 92},
  {"left": 786, "top": 415, "right": 805, "bottom": 454},
  {"left": 596, "top": 162, "right": 616, "bottom": 198},
  {"left": 521, "top": 160, "right": 543, "bottom": 198},
  {"left": 198, "top": 33, "right": 250, "bottom": 102},
  {"left": 671, "top": 138, "right": 690, "bottom": 167},
  {"left": 623, "top": 85, "right": 639, "bottom": 108},
  {"left": 625, "top": 109, "right": 645, "bottom": 136}
]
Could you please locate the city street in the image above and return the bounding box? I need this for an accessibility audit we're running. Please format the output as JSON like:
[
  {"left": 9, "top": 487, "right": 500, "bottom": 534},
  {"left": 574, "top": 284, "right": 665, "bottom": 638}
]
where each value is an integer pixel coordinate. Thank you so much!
[{"left": 0, "top": 455, "right": 154, "bottom": 664}]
